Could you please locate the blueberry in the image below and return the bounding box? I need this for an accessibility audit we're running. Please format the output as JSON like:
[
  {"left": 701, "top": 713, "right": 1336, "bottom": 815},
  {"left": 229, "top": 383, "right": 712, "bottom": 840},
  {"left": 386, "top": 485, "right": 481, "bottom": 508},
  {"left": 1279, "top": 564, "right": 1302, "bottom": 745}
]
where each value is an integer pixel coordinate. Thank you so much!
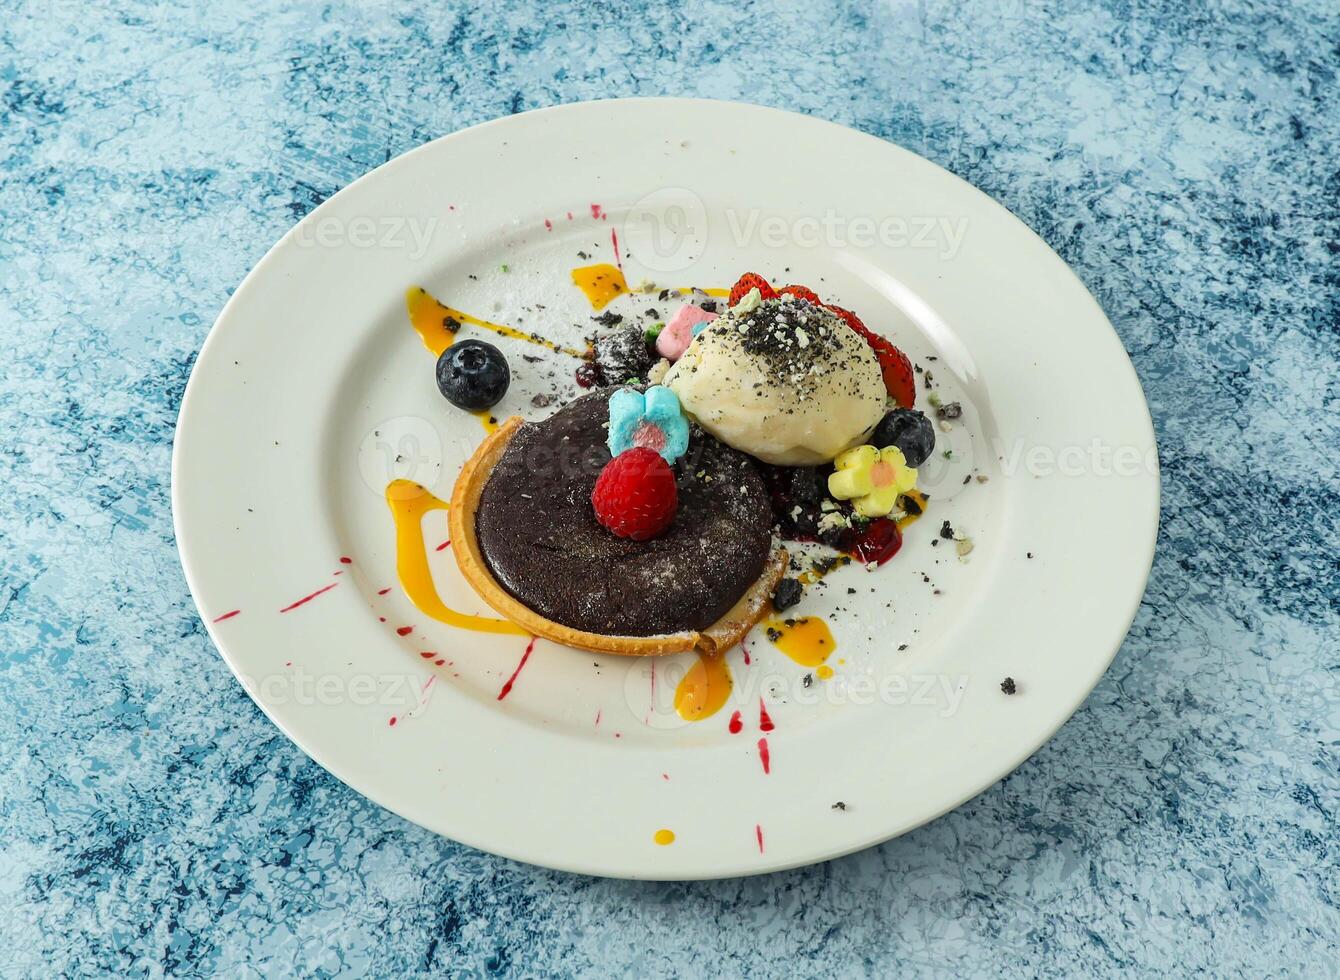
[
  {"left": 870, "top": 408, "right": 935, "bottom": 467},
  {"left": 436, "top": 340, "right": 510, "bottom": 411}
]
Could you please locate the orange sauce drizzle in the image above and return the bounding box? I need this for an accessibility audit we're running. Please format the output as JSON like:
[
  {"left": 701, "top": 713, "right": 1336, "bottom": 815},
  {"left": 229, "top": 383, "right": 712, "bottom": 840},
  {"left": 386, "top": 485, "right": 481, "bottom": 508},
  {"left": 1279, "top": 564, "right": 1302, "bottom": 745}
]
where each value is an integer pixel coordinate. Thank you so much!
[
  {"left": 384, "top": 480, "right": 526, "bottom": 636},
  {"left": 764, "top": 616, "right": 837, "bottom": 669},
  {"left": 676, "top": 286, "right": 731, "bottom": 298},
  {"left": 405, "top": 286, "right": 584, "bottom": 358},
  {"left": 673, "top": 650, "right": 733, "bottom": 721},
  {"left": 653, "top": 828, "right": 676, "bottom": 845},
  {"left": 571, "top": 264, "right": 628, "bottom": 309},
  {"left": 471, "top": 410, "right": 499, "bottom": 433},
  {"left": 405, "top": 286, "right": 458, "bottom": 355}
]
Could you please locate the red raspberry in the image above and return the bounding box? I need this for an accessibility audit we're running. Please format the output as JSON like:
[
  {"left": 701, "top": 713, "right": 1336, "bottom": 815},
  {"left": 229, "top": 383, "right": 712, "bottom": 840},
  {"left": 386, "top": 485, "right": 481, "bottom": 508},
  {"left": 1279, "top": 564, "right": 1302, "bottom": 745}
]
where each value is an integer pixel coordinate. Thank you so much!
[
  {"left": 827, "top": 304, "right": 917, "bottom": 408},
  {"left": 592, "top": 448, "right": 679, "bottom": 540},
  {"left": 777, "top": 284, "right": 823, "bottom": 306},
  {"left": 728, "top": 272, "right": 777, "bottom": 307}
]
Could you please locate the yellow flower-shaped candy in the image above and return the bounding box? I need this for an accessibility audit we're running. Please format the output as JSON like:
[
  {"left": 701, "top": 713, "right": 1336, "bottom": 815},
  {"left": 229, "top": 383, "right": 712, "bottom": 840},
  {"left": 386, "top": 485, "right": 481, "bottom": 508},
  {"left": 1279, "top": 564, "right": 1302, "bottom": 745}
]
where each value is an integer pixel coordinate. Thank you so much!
[{"left": 827, "top": 445, "right": 918, "bottom": 518}]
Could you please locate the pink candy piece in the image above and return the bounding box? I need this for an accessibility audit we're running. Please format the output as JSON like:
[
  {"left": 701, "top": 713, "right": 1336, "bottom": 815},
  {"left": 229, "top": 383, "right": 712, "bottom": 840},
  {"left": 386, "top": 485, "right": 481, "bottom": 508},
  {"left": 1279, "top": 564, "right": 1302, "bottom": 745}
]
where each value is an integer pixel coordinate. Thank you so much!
[{"left": 656, "top": 304, "right": 718, "bottom": 361}]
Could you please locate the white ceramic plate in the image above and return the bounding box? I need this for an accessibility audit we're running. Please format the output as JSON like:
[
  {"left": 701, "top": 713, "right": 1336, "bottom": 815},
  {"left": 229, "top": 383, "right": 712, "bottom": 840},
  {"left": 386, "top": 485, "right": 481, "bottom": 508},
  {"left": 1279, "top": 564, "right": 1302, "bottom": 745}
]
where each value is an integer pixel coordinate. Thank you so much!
[{"left": 173, "top": 98, "right": 1158, "bottom": 879}]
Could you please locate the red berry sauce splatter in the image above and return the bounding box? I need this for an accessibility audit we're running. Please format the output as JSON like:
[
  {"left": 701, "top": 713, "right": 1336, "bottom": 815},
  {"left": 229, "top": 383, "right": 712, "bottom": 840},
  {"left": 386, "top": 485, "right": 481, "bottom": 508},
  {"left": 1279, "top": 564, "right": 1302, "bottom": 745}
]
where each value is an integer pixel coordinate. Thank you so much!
[
  {"left": 758, "top": 699, "right": 775, "bottom": 733},
  {"left": 278, "top": 581, "right": 339, "bottom": 613},
  {"left": 497, "top": 636, "right": 537, "bottom": 701}
]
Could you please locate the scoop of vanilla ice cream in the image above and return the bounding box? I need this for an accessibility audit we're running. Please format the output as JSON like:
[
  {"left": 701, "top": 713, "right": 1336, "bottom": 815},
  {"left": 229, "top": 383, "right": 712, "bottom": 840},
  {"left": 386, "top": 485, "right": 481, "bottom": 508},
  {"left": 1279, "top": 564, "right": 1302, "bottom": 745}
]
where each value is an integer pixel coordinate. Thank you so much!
[{"left": 664, "top": 296, "right": 886, "bottom": 465}]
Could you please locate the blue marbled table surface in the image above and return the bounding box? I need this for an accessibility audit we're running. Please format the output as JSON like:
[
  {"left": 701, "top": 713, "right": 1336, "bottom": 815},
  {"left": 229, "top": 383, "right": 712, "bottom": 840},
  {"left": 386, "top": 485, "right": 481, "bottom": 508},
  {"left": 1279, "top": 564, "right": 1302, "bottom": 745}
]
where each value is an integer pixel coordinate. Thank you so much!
[{"left": 2, "top": 0, "right": 1336, "bottom": 975}]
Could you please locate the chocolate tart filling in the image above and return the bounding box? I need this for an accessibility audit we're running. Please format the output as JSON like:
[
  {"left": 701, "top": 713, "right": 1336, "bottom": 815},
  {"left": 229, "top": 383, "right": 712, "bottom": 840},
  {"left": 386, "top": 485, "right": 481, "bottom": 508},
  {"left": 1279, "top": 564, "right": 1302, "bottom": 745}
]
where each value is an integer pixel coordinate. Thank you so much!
[{"left": 475, "top": 390, "right": 775, "bottom": 636}]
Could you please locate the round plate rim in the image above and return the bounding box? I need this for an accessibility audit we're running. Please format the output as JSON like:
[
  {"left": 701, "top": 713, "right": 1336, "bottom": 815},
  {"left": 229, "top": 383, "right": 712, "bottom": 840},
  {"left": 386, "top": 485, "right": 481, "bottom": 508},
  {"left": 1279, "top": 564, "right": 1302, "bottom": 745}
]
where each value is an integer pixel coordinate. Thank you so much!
[{"left": 172, "top": 96, "right": 1159, "bottom": 879}]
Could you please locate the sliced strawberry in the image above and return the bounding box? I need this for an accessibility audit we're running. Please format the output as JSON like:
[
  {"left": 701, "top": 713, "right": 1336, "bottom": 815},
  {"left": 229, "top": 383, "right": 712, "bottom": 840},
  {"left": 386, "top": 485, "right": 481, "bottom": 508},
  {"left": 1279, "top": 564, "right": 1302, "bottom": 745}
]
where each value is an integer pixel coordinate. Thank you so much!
[
  {"left": 876, "top": 343, "right": 917, "bottom": 408},
  {"left": 728, "top": 272, "right": 776, "bottom": 307},
  {"left": 777, "top": 284, "right": 822, "bottom": 306},
  {"left": 827, "top": 304, "right": 916, "bottom": 407},
  {"left": 825, "top": 303, "right": 872, "bottom": 339}
]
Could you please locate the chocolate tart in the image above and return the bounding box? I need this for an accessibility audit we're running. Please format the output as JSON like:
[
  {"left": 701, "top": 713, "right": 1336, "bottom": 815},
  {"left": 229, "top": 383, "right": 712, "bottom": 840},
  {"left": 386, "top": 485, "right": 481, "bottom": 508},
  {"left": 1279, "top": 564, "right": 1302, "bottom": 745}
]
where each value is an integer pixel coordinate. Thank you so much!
[{"left": 449, "top": 392, "right": 786, "bottom": 656}]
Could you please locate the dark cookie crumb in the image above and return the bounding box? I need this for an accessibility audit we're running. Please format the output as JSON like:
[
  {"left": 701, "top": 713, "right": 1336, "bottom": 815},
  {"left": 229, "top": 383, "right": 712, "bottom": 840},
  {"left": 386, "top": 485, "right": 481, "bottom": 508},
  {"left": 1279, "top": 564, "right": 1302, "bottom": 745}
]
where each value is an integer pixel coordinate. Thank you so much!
[
  {"left": 939, "top": 519, "right": 955, "bottom": 540},
  {"left": 1001, "top": 677, "right": 1017, "bottom": 695},
  {"left": 817, "top": 526, "right": 847, "bottom": 550},
  {"left": 831, "top": 801, "right": 847, "bottom": 811},
  {"left": 772, "top": 577, "right": 803, "bottom": 612},
  {"left": 725, "top": 298, "right": 862, "bottom": 394},
  {"left": 811, "top": 554, "right": 847, "bottom": 577},
  {"left": 593, "top": 325, "right": 652, "bottom": 383}
]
